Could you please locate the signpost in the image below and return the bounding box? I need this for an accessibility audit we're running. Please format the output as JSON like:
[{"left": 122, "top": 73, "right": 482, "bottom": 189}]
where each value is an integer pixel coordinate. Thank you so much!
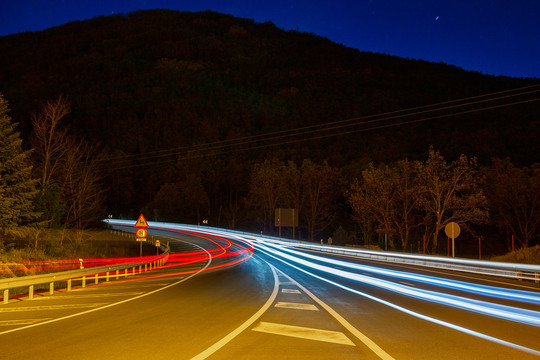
[
  {"left": 275, "top": 208, "right": 299, "bottom": 239},
  {"left": 135, "top": 214, "right": 149, "bottom": 257},
  {"left": 444, "top": 222, "right": 461, "bottom": 258}
]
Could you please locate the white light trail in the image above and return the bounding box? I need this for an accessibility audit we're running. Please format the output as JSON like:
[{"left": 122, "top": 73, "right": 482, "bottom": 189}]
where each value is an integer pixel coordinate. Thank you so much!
[
  {"left": 257, "top": 240, "right": 540, "bottom": 304},
  {"left": 254, "top": 243, "right": 540, "bottom": 356}
]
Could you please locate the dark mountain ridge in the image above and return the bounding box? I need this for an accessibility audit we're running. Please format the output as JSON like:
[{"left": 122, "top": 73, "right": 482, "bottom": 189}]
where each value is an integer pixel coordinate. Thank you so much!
[{"left": 0, "top": 9, "right": 538, "bottom": 220}]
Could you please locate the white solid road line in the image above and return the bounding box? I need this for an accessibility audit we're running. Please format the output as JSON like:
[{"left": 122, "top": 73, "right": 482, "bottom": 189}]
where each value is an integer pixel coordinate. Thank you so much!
[
  {"left": 190, "top": 264, "right": 280, "bottom": 360},
  {"left": 0, "top": 243, "right": 212, "bottom": 336},
  {"left": 278, "top": 271, "right": 396, "bottom": 360}
]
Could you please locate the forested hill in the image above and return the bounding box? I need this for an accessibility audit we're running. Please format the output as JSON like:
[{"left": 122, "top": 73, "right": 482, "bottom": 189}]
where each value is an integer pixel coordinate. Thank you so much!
[{"left": 0, "top": 9, "right": 538, "bottom": 220}]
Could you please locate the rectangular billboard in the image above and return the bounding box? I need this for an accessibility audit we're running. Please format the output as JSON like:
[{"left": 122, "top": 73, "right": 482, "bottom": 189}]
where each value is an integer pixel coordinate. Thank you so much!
[{"left": 275, "top": 208, "right": 298, "bottom": 227}]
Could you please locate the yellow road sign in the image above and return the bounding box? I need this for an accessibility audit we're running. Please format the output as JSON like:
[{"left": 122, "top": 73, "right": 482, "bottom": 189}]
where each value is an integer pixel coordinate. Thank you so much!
[{"left": 134, "top": 213, "right": 149, "bottom": 228}]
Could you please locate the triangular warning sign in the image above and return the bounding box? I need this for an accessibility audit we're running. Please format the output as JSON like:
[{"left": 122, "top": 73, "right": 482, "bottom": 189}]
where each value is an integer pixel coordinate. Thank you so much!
[{"left": 134, "top": 214, "right": 149, "bottom": 228}]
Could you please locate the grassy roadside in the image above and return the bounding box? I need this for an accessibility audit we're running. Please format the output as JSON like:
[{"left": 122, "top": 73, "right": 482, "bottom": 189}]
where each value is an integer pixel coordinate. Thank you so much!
[
  {"left": 0, "top": 228, "right": 149, "bottom": 279},
  {"left": 490, "top": 245, "right": 540, "bottom": 265}
]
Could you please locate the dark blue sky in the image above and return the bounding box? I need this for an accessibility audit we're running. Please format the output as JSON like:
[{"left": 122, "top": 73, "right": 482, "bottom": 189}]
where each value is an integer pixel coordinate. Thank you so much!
[{"left": 1, "top": 1, "right": 538, "bottom": 78}]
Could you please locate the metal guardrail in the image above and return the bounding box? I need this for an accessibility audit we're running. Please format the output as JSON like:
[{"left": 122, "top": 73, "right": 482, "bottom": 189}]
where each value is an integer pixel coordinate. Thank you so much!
[
  {"left": 257, "top": 237, "right": 540, "bottom": 283},
  {"left": 105, "top": 220, "right": 540, "bottom": 283},
  {"left": 0, "top": 233, "right": 170, "bottom": 305}
]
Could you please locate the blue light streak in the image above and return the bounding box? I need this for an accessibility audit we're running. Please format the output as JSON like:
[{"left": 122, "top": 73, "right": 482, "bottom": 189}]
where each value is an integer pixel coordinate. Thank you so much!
[
  {"left": 258, "top": 240, "right": 540, "bottom": 305},
  {"left": 254, "top": 241, "right": 540, "bottom": 327},
  {"left": 254, "top": 243, "right": 540, "bottom": 356}
]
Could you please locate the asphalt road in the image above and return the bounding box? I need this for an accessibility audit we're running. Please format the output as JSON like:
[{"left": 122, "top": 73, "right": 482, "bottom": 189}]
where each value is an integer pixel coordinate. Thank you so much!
[{"left": 1, "top": 223, "right": 540, "bottom": 359}]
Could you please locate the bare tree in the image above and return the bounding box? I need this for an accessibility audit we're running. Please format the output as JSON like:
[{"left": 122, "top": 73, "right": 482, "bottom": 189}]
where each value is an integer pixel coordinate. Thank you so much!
[
  {"left": 61, "top": 140, "right": 104, "bottom": 242},
  {"left": 419, "top": 148, "right": 488, "bottom": 251},
  {"left": 31, "top": 95, "right": 71, "bottom": 186},
  {"left": 348, "top": 179, "right": 378, "bottom": 247},
  {"left": 246, "top": 158, "right": 285, "bottom": 232},
  {"left": 31, "top": 96, "right": 104, "bottom": 240},
  {"left": 301, "top": 160, "right": 339, "bottom": 241},
  {"left": 392, "top": 159, "right": 423, "bottom": 250},
  {"left": 482, "top": 159, "right": 540, "bottom": 249},
  {"left": 349, "top": 163, "right": 397, "bottom": 249}
]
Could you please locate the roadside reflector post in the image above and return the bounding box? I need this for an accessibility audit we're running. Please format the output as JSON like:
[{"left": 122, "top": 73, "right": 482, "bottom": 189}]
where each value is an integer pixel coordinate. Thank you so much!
[
  {"left": 124, "top": 268, "right": 128, "bottom": 277},
  {"left": 29, "top": 285, "right": 34, "bottom": 299},
  {"left": 106, "top": 271, "right": 110, "bottom": 282},
  {"left": 116, "top": 269, "right": 119, "bottom": 280},
  {"left": 3, "top": 289, "right": 8, "bottom": 304},
  {"left": 50, "top": 282, "right": 54, "bottom": 295},
  {"left": 68, "top": 279, "right": 72, "bottom": 291},
  {"left": 95, "top": 273, "right": 99, "bottom": 284},
  {"left": 82, "top": 276, "right": 86, "bottom": 288},
  {"left": 144, "top": 263, "right": 147, "bottom": 272},
  {"left": 133, "top": 266, "right": 136, "bottom": 274},
  {"left": 139, "top": 265, "right": 142, "bottom": 273}
]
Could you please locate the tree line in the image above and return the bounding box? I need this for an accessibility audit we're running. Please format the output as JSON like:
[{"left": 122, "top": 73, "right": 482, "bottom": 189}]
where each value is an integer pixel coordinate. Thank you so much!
[
  {"left": 1, "top": 92, "right": 539, "bottom": 255},
  {"left": 145, "top": 143, "right": 540, "bottom": 255},
  {"left": 0, "top": 94, "right": 103, "bottom": 248}
]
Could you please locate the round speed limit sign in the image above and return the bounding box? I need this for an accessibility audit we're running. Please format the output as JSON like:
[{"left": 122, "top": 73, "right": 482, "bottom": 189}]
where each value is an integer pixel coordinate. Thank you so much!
[{"left": 136, "top": 228, "right": 147, "bottom": 238}]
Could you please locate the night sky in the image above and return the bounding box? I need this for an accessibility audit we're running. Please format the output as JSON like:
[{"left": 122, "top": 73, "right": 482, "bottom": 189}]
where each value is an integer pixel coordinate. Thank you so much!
[{"left": 0, "top": 0, "right": 538, "bottom": 79}]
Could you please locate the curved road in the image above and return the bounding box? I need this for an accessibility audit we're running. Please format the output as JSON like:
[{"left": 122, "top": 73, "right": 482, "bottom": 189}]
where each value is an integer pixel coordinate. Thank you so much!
[{"left": 1, "top": 221, "right": 540, "bottom": 359}]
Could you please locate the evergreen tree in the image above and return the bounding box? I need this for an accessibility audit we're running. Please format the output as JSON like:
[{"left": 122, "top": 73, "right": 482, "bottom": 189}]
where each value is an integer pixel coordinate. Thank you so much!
[{"left": 0, "top": 94, "right": 39, "bottom": 230}]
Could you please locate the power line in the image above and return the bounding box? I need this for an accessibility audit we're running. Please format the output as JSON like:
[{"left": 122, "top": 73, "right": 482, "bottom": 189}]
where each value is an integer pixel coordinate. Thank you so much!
[
  {"left": 100, "top": 85, "right": 540, "bottom": 171},
  {"left": 98, "top": 84, "right": 540, "bottom": 165}
]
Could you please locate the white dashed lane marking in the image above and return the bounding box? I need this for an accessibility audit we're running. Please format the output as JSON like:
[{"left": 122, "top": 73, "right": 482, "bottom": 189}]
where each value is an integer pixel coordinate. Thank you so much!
[
  {"left": 281, "top": 289, "right": 301, "bottom": 294},
  {"left": 274, "top": 302, "right": 319, "bottom": 311},
  {"left": 252, "top": 321, "right": 355, "bottom": 346}
]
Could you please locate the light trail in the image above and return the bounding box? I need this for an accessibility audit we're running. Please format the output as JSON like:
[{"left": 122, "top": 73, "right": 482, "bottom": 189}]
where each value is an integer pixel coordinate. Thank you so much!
[
  {"left": 256, "top": 240, "right": 540, "bottom": 304},
  {"left": 2, "top": 222, "right": 253, "bottom": 304},
  {"left": 253, "top": 241, "right": 540, "bottom": 326},
  {"left": 252, "top": 242, "right": 540, "bottom": 356}
]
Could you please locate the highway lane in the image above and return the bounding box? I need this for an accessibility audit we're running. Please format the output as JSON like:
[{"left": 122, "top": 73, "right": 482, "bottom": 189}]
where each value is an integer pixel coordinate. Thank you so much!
[
  {"left": 251, "top": 236, "right": 540, "bottom": 359},
  {"left": 1, "top": 222, "right": 540, "bottom": 359}
]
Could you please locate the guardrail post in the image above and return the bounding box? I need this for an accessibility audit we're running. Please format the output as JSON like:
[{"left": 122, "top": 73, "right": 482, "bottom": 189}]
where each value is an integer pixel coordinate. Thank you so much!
[
  {"left": 82, "top": 276, "right": 86, "bottom": 288},
  {"left": 144, "top": 264, "right": 147, "bottom": 272},
  {"left": 116, "top": 270, "right": 119, "bottom": 280},
  {"left": 29, "top": 285, "right": 34, "bottom": 299},
  {"left": 124, "top": 269, "right": 128, "bottom": 277},
  {"left": 50, "top": 282, "right": 54, "bottom": 295},
  {"left": 139, "top": 265, "right": 142, "bottom": 273},
  {"left": 95, "top": 273, "right": 99, "bottom": 284},
  {"left": 536, "top": 273, "right": 539, "bottom": 284},
  {"left": 68, "top": 279, "right": 72, "bottom": 291},
  {"left": 132, "top": 266, "right": 136, "bottom": 274},
  {"left": 106, "top": 271, "right": 110, "bottom": 282},
  {"left": 3, "top": 289, "right": 8, "bottom": 304}
]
